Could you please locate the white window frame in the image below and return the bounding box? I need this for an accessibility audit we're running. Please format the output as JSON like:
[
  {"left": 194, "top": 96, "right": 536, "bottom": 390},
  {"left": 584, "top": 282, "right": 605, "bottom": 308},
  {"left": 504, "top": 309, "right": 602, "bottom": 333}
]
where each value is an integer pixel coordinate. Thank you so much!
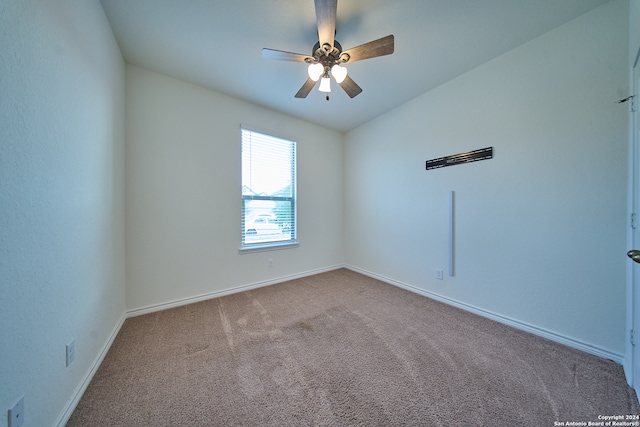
[{"left": 239, "top": 127, "right": 298, "bottom": 253}]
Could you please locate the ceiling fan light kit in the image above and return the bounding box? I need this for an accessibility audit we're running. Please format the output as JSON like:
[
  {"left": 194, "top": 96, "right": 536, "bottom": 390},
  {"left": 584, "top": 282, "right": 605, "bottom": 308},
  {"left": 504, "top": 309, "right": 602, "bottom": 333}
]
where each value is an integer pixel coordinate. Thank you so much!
[
  {"left": 319, "top": 76, "right": 332, "bottom": 93},
  {"left": 308, "top": 63, "right": 324, "bottom": 81},
  {"left": 262, "top": 0, "right": 394, "bottom": 100},
  {"left": 331, "top": 64, "right": 347, "bottom": 83}
]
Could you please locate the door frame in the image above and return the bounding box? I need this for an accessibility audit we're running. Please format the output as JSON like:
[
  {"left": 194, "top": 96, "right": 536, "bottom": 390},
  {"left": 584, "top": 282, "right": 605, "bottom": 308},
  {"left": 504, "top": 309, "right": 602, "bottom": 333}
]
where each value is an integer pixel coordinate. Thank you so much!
[{"left": 626, "top": 45, "right": 640, "bottom": 389}]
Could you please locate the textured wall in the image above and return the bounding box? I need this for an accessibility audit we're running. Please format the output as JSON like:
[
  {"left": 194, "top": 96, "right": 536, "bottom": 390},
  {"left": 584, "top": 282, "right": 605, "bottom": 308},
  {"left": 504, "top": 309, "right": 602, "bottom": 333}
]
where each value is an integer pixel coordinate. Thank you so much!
[
  {"left": 125, "top": 65, "right": 344, "bottom": 312},
  {"left": 344, "top": 1, "right": 629, "bottom": 359},
  {"left": 0, "top": 1, "right": 126, "bottom": 425}
]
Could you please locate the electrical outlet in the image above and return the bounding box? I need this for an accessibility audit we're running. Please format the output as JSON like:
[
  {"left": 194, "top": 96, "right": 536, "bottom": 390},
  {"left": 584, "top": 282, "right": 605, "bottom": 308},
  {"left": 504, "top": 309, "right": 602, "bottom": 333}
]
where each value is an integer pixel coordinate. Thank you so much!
[
  {"left": 268, "top": 258, "right": 273, "bottom": 267},
  {"left": 436, "top": 269, "right": 444, "bottom": 280},
  {"left": 8, "top": 395, "right": 24, "bottom": 427},
  {"left": 66, "top": 339, "right": 75, "bottom": 367}
]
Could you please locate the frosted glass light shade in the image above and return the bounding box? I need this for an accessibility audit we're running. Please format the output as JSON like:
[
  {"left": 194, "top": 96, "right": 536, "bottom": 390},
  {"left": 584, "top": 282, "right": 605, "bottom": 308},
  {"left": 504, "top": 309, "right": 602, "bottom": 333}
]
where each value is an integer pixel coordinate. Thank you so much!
[
  {"left": 318, "top": 77, "right": 331, "bottom": 92},
  {"left": 308, "top": 63, "right": 323, "bottom": 81},
  {"left": 331, "top": 64, "right": 347, "bottom": 83}
]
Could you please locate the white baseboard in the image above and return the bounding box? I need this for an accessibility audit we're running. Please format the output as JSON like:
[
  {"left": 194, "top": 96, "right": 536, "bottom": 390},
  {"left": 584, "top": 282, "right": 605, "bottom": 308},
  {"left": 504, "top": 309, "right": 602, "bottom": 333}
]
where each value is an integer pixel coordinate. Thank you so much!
[
  {"left": 55, "top": 312, "right": 127, "bottom": 427},
  {"left": 126, "top": 264, "right": 346, "bottom": 318},
  {"left": 345, "top": 264, "right": 624, "bottom": 365}
]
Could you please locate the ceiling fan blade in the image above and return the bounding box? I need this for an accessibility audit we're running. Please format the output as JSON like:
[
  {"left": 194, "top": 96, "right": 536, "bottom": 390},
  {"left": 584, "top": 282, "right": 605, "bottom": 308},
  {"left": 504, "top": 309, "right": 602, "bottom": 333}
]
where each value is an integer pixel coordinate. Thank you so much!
[
  {"left": 262, "top": 48, "right": 312, "bottom": 63},
  {"left": 295, "top": 78, "right": 317, "bottom": 98},
  {"left": 338, "top": 75, "right": 362, "bottom": 98},
  {"left": 315, "top": 0, "right": 337, "bottom": 49},
  {"left": 342, "top": 35, "right": 394, "bottom": 63}
]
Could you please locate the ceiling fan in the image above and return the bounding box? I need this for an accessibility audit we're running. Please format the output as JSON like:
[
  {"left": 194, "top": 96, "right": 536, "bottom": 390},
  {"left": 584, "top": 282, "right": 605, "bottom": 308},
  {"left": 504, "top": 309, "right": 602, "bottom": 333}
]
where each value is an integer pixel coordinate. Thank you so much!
[{"left": 262, "top": 0, "right": 394, "bottom": 100}]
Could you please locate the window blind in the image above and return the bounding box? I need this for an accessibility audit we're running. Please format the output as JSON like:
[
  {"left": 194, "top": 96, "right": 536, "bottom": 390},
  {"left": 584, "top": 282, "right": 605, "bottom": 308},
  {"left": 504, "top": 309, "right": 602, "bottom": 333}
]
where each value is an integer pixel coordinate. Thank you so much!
[{"left": 241, "top": 128, "right": 297, "bottom": 249}]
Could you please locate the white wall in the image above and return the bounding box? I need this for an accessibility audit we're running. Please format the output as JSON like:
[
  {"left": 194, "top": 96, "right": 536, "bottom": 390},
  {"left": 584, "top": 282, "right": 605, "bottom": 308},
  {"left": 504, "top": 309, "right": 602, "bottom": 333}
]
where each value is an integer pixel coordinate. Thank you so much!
[
  {"left": 0, "top": 0, "right": 126, "bottom": 426},
  {"left": 344, "top": 0, "right": 629, "bottom": 359},
  {"left": 125, "top": 65, "right": 344, "bottom": 312}
]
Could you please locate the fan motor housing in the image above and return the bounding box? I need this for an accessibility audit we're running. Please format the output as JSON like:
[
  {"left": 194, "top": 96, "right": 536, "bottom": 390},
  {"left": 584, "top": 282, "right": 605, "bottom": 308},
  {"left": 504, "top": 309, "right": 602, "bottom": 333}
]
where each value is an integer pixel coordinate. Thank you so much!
[{"left": 312, "top": 40, "right": 349, "bottom": 65}]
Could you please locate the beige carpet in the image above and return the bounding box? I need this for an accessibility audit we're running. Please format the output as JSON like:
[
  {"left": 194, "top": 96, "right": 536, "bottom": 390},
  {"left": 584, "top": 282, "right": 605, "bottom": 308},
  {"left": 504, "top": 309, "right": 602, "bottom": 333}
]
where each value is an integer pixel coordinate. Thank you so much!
[{"left": 68, "top": 269, "right": 639, "bottom": 426}]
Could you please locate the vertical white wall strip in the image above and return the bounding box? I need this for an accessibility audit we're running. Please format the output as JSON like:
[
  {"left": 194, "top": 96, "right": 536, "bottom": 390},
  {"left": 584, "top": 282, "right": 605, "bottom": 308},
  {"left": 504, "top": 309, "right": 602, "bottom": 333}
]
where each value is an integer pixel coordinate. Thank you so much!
[{"left": 449, "top": 190, "right": 455, "bottom": 276}]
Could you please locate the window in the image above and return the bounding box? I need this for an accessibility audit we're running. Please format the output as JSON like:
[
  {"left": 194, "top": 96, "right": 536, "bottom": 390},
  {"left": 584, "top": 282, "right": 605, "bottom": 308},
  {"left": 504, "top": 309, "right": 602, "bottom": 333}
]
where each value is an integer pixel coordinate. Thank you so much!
[{"left": 240, "top": 128, "right": 297, "bottom": 251}]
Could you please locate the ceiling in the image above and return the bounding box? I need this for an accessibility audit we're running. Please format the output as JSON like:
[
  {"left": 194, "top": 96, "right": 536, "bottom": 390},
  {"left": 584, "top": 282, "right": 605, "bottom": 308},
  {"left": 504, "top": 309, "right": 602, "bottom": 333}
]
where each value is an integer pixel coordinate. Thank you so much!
[{"left": 100, "top": 0, "right": 609, "bottom": 133}]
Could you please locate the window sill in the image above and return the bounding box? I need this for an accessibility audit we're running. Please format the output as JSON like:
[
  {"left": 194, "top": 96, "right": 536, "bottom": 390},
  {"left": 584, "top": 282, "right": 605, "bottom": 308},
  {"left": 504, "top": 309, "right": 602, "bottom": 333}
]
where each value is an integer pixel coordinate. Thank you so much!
[{"left": 239, "top": 241, "right": 299, "bottom": 254}]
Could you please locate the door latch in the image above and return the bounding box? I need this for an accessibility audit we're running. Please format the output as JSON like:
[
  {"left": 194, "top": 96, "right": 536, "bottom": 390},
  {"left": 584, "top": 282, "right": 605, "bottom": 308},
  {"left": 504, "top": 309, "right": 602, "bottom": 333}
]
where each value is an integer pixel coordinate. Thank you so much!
[{"left": 617, "top": 95, "right": 636, "bottom": 112}]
